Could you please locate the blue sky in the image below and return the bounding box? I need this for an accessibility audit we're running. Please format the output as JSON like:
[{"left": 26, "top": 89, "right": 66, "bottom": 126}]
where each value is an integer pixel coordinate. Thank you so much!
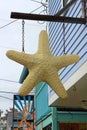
[{"left": 0, "top": 0, "right": 47, "bottom": 115}]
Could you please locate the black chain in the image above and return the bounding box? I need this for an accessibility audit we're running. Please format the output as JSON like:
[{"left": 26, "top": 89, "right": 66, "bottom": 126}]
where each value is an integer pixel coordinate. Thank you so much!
[
  {"left": 22, "top": 19, "right": 25, "bottom": 52},
  {"left": 62, "top": 22, "right": 66, "bottom": 55}
]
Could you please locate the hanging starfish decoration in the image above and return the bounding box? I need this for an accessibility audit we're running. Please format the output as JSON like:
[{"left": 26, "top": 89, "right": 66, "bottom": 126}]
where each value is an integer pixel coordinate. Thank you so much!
[{"left": 6, "top": 30, "right": 79, "bottom": 99}]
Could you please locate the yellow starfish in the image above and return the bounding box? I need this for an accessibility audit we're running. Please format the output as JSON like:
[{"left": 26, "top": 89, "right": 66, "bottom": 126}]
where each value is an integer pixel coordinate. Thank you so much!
[{"left": 6, "top": 30, "right": 79, "bottom": 99}]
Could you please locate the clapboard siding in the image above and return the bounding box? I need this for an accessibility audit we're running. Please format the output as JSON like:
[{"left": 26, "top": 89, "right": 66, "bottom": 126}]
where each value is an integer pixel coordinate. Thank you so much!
[
  {"left": 48, "top": 0, "right": 87, "bottom": 92},
  {"left": 66, "top": 1, "right": 81, "bottom": 17},
  {"left": 48, "top": 0, "right": 61, "bottom": 15}
]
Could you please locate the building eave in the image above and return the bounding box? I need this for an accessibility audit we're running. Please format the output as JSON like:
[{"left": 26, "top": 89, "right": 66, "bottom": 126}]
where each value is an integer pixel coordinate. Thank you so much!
[{"left": 49, "top": 61, "right": 87, "bottom": 109}]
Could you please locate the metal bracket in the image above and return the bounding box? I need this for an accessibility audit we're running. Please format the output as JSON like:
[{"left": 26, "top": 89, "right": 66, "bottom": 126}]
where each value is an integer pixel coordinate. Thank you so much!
[
  {"left": 55, "top": 0, "right": 78, "bottom": 16},
  {"left": 11, "top": 12, "right": 86, "bottom": 24},
  {"left": 10, "top": 0, "right": 86, "bottom": 24},
  {"left": 81, "top": 0, "right": 86, "bottom": 18}
]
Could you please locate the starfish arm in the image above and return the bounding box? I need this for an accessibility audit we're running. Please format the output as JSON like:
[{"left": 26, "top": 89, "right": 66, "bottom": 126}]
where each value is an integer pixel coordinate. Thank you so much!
[
  {"left": 46, "top": 72, "right": 68, "bottom": 99},
  {"left": 18, "top": 69, "right": 41, "bottom": 96},
  {"left": 6, "top": 50, "right": 33, "bottom": 67},
  {"left": 37, "top": 30, "right": 51, "bottom": 55},
  {"left": 54, "top": 54, "right": 79, "bottom": 69}
]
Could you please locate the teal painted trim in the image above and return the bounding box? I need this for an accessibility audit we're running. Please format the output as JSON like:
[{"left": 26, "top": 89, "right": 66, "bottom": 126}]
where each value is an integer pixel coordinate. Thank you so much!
[
  {"left": 57, "top": 111, "right": 87, "bottom": 122},
  {"left": 36, "top": 110, "right": 52, "bottom": 125},
  {"left": 58, "top": 111, "right": 87, "bottom": 114},
  {"left": 35, "top": 82, "right": 46, "bottom": 97},
  {"left": 19, "top": 67, "right": 28, "bottom": 83},
  {"left": 35, "top": 82, "right": 43, "bottom": 94},
  {"left": 57, "top": 123, "right": 60, "bottom": 130},
  {"left": 43, "top": 114, "right": 52, "bottom": 128},
  {"left": 36, "top": 114, "right": 52, "bottom": 130},
  {"left": 52, "top": 107, "right": 58, "bottom": 130},
  {"left": 35, "top": 83, "right": 51, "bottom": 121},
  {"left": 36, "top": 125, "right": 40, "bottom": 130}
]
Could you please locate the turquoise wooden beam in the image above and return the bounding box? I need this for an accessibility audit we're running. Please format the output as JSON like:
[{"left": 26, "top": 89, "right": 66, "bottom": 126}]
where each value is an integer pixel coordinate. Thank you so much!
[{"left": 19, "top": 67, "right": 28, "bottom": 83}]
